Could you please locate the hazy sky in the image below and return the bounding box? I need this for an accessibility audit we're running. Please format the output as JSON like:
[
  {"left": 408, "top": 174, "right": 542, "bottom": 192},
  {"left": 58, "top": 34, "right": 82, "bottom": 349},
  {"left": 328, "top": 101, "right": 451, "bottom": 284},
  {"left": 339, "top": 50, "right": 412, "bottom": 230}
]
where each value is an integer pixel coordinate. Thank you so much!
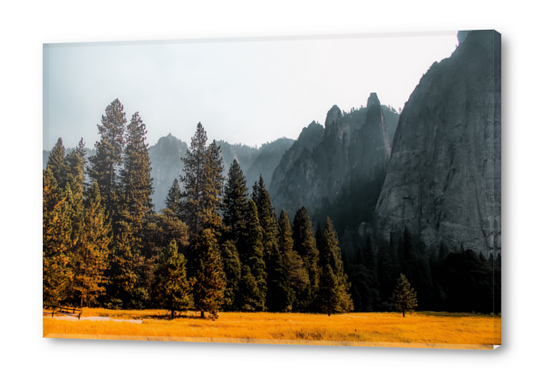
[{"left": 43, "top": 32, "right": 458, "bottom": 151}]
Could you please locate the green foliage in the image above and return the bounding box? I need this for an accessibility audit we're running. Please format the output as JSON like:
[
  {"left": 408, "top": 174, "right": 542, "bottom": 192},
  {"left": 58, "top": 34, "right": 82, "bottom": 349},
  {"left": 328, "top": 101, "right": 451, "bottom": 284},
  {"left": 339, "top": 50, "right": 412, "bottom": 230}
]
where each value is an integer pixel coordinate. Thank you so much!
[
  {"left": 121, "top": 112, "right": 154, "bottom": 228},
  {"left": 47, "top": 138, "right": 69, "bottom": 188},
  {"left": 346, "top": 261, "right": 379, "bottom": 312},
  {"left": 238, "top": 199, "right": 267, "bottom": 310},
  {"left": 141, "top": 208, "right": 190, "bottom": 259},
  {"left": 192, "top": 229, "right": 226, "bottom": 319},
  {"left": 318, "top": 265, "right": 342, "bottom": 316},
  {"left": 292, "top": 206, "right": 319, "bottom": 310},
  {"left": 391, "top": 274, "right": 418, "bottom": 317},
  {"left": 153, "top": 240, "right": 193, "bottom": 318},
  {"left": 65, "top": 138, "right": 87, "bottom": 191},
  {"left": 69, "top": 182, "right": 111, "bottom": 307},
  {"left": 165, "top": 178, "right": 183, "bottom": 218},
  {"left": 222, "top": 159, "right": 249, "bottom": 241},
  {"left": 88, "top": 99, "right": 127, "bottom": 221},
  {"left": 180, "top": 124, "right": 224, "bottom": 242},
  {"left": 107, "top": 202, "right": 139, "bottom": 307},
  {"left": 316, "top": 218, "right": 353, "bottom": 313},
  {"left": 43, "top": 169, "right": 73, "bottom": 305},
  {"left": 265, "top": 242, "right": 295, "bottom": 312},
  {"left": 278, "top": 210, "right": 310, "bottom": 311},
  {"left": 252, "top": 176, "right": 293, "bottom": 312},
  {"left": 238, "top": 265, "right": 261, "bottom": 311},
  {"left": 219, "top": 240, "right": 242, "bottom": 311}
]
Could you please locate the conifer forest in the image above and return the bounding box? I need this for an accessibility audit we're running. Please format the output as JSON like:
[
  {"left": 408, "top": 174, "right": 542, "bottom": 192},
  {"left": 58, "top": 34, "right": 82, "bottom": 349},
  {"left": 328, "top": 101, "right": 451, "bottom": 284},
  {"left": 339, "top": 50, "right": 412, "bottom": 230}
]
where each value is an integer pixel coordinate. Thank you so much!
[
  {"left": 43, "top": 97, "right": 500, "bottom": 319},
  {"left": 43, "top": 31, "right": 501, "bottom": 333}
]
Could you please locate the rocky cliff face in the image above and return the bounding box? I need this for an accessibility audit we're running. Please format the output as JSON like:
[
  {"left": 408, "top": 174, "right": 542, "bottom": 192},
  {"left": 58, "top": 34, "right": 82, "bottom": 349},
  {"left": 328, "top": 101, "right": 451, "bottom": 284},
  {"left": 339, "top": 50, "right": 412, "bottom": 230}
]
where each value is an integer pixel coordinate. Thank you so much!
[
  {"left": 269, "top": 94, "right": 396, "bottom": 219},
  {"left": 372, "top": 30, "right": 501, "bottom": 257},
  {"left": 148, "top": 133, "right": 189, "bottom": 211}
]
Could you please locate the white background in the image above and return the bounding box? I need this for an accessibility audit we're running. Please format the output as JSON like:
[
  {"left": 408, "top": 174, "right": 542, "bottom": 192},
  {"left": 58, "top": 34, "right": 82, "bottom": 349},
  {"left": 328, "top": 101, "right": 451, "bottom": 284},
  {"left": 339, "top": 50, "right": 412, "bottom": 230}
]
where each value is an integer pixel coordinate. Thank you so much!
[{"left": 1, "top": 1, "right": 538, "bottom": 378}]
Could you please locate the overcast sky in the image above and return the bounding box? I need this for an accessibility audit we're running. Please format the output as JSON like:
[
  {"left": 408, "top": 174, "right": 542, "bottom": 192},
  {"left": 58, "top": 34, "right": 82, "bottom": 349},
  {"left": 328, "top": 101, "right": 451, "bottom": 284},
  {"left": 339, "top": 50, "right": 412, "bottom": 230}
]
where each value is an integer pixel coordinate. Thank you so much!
[{"left": 43, "top": 32, "right": 458, "bottom": 151}]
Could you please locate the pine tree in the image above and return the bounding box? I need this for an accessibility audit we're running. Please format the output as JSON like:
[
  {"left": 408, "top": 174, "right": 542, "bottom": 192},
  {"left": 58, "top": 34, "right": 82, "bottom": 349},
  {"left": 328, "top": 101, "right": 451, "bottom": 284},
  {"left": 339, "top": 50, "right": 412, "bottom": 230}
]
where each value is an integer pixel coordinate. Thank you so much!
[
  {"left": 318, "top": 265, "right": 341, "bottom": 316},
  {"left": 120, "top": 112, "right": 154, "bottom": 228},
  {"left": 252, "top": 176, "right": 293, "bottom": 312},
  {"left": 192, "top": 228, "right": 226, "bottom": 319},
  {"left": 88, "top": 99, "right": 127, "bottom": 221},
  {"left": 238, "top": 199, "right": 266, "bottom": 310},
  {"left": 69, "top": 182, "right": 111, "bottom": 307},
  {"left": 219, "top": 240, "right": 241, "bottom": 311},
  {"left": 292, "top": 206, "right": 319, "bottom": 310},
  {"left": 265, "top": 245, "right": 295, "bottom": 312},
  {"left": 278, "top": 210, "right": 310, "bottom": 311},
  {"left": 180, "top": 123, "right": 207, "bottom": 240},
  {"left": 47, "top": 138, "right": 69, "bottom": 188},
  {"left": 222, "top": 159, "right": 249, "bottom": 241},
  {"left": 391, "top": 274, "right": 418, "bottom": 317},
  {"left": 238, "top": 265, "right": 261, "bottom": 311},
  {"left": 43, "top": 169, "right": 72, "bottom": 305},
  {"left": 165, "top": 178, "right": 183, "bottom": 218},
  {"left": 153, "top": 240, "right": 193, "bottom": 318},
  {"left": 202, "top": 139, "right": 224, "bottom": 234},
  {"left": 107, "top": 206, "right": 139, "bottom": 308},
  {"left": 65, "top": 138, "right": 87, "bottom": 191},
  {"left": 317, "top": 218, "right": 353, "bottom": 313}
]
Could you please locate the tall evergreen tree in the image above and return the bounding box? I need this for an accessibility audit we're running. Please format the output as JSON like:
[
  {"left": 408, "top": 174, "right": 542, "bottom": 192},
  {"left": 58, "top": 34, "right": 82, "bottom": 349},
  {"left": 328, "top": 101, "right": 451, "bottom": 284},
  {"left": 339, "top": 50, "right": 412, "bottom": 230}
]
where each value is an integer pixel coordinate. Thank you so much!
[
  {"left": 202, "top": 140, "right": 224, "bottom": 234},
  {"left": 88, "top": 99, "right": 127, "bottom": 221},
  {"left": 238, "top": 199, "right": 267, "bottom": 310},
  {"left": 238, "top": 265, "right": 261, "bottom": 311},
  {"left": 222, "top": 159, "right": 249, "bottom": 241},
  {"left": 318, "top": 265, "right": 341, "bottom": 316},
  {"left": 316, "top": 218, "right": 353, "bottom": 313},
  {"left": 219, "top": 240, "right": 242, "bottom": 311},
  {"left": 180, "top": 124, "right": 224, "bottom": 243},
  {"left": 65, "top": 138, "right": 87, "bottom": 190},
  {"left": 47, "top": 138, "right": 69, "bottom": 188},
  {"left": 391, "top": 274, "right": 418, "bottom": 317},
  {"left": 278, "top": 210, "right": 310, "bottom": 311},
  {"left": 180, "top": 123, "right": 207, "bottom": 240},
  {"left": 192, "top": 228, "right": 226, "bottom": 319},
  {"left": 43, "top": 169, "right": 72, "bottom": 305},
  {"left": 292, "top": 206, "right": 319, "bottom": 309},
  {"left": 120, "top": 112, "right": 154, "bottom": 228},
  {"left": 69, "top": 182, "right": 111, "bottom": 307},
  {"left": 165, "top": 178, "right": 183, "bottom": 218},
  {"left": 252, "top": 176, "right": 293, "bottom": 312},
  {"left": 153, "top": 240, "right": 193, "bottom": 318},
  {"left": 107, "top": 214, "right": 138, "bottom": 308}
]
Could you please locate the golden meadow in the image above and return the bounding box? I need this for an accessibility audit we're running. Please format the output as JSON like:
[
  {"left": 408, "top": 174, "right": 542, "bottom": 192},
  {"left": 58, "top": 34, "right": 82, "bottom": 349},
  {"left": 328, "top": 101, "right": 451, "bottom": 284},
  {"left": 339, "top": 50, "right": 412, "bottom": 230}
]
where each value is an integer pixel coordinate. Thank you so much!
[{"left": 43, "top": 309, "right": 500, "bottom": 349}]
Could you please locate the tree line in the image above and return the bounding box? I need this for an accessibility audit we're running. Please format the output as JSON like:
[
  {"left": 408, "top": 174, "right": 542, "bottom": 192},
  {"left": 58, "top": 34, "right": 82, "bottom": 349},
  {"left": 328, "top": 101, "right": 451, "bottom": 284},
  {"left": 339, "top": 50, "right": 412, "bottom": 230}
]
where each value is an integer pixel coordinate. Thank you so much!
[
  {"left": 344, "top": 229, "right": 501, "bottom": 314},
  {"left": 43, "top": 98, "right": 500, "bottom": 318},
  {"left": 43, "top": 99, "right": 354, "bottom": 318}
]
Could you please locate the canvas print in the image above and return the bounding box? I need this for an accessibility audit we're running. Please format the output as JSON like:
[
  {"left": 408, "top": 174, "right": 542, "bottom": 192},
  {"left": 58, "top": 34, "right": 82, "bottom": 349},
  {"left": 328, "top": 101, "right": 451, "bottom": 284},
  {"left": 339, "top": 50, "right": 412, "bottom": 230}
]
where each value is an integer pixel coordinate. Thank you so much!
[{"left": 43, "top": 30, "right": 501, "bottom": 349}]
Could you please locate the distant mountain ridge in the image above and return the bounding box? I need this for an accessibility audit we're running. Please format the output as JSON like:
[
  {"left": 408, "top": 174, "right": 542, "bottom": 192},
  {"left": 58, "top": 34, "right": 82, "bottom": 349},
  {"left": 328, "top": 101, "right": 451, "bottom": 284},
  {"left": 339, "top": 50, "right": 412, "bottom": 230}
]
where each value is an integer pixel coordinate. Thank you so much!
[
  {"left": 269, "top": 95, "right": 399, "bottom": 227},
  {"left": 44, "top": 134, "right": 294, "bottom": 212}
]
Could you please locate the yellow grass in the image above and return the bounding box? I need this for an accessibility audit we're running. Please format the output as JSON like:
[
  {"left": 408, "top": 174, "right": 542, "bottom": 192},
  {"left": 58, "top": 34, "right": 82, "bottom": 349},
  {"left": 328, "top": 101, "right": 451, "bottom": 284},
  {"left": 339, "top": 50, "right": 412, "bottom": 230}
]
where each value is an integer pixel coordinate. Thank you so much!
[{"left": 43, "top": 309, "right": 501, "bottom": 350}]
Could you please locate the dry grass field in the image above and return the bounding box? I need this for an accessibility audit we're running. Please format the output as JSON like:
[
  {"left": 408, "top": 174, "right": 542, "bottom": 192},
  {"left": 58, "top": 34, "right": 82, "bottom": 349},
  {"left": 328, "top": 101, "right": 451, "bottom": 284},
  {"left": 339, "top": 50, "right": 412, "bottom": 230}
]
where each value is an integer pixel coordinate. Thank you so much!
[{"left": 43, "top": 309, "right": 501, "bottom": 349}]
